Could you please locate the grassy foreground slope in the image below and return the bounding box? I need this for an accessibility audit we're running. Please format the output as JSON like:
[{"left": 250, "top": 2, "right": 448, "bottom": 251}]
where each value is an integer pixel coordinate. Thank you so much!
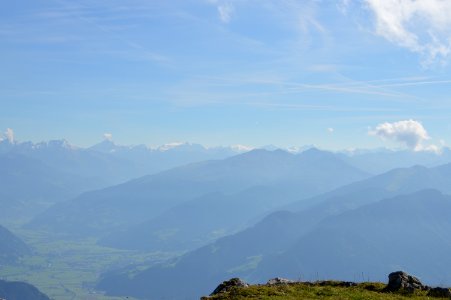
[{"left": 203, "top": 281, "right": 438, "bottom": 300}]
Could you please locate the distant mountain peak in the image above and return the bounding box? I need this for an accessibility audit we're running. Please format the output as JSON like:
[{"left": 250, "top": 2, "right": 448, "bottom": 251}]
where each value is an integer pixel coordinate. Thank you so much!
[
  {"left": 286, "top": 145, "right": 316, "bottom": 153},
  {"left": 224, "top": 148, "right": 293, "bottom": 164},
  {"left": 260, "top": 144, "right": 279, "bottom": 151},
  {"left": 90, "top": 139, "right": 150, "bottom": 154},
  {"left": 300, "top": 147, "right": 333, "bottom": 157},
  {"left": 157, "top": 141, "right": 186, "bottom": 151},
  {"left": 34, "top": 139, "right": 77, "bottom": 150},
  {"left": 229, "top": 144, "right": 254, "bottom": 153},
  {"left": 241, "top": 147, "right": 290, "bottom": 157},
  {"left": 157, "top": 142, "right": 207, "bottom": 152},
  {"left": 89, "top": 139, "right": 119, "bottom": 153}
]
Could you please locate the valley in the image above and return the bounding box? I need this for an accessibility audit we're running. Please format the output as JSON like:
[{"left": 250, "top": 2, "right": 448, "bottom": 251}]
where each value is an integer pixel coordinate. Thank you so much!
[
  {"left": 3, "top": 2, "right": 451, "bottom": 299},
  {"left": 2, "top": 139, "right": 451, "bottom": 300},
  {"left": 0, "top": 227, "right": 176, "bottom": 300}
]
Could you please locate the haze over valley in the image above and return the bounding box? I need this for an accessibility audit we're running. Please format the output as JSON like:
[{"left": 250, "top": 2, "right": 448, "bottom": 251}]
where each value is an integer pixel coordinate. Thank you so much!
[{"left": 2, "top": 1, "right": 451, "bottom": 299}]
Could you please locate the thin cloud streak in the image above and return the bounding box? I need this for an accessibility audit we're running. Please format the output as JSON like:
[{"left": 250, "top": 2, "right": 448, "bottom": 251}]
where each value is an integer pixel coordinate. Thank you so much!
[
  {"left": 194, "top": 75, "right": 417, "bottom": 99},
  {"left": 41, "top": 0, "right": 172, "bottom": 65},
  {"left": 375, "top": 79, "right": 451, "bottom": 88}
]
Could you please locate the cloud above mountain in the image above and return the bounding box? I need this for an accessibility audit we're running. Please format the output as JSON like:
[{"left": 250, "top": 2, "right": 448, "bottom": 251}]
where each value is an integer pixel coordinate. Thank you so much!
[
  {"left": 103, "top": 133, "right": 113, "bottom": 141},
  {"left": 3, "top": 128, "right": 15, "bottom": 143},
  {"left": 365, "top": 0, "right": 451, "bottom": 65},
  {"left": 369, "top": 120, "right": 438, "bottom": 152}
]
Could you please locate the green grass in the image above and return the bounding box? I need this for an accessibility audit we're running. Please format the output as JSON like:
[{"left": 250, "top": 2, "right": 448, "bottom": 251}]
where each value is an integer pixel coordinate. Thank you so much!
[
  {"left": 0, "top": 228, "right": 179, "bottom": 300},
  {"left": 205, "top": 281, "right": 436, "bottom": 300}
]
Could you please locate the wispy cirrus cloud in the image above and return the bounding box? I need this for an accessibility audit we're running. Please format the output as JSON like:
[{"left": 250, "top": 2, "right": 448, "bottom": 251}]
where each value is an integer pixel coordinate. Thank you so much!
[
  {"left": 4, "top": 0, "right": 172, "bottom": 65},
  {"left": 365, "top": 0, "right": 451, "bottom": 65},
  {"left": 218, "top": 2, "right": 234, "bottom": 23},
  {"left": 207, "top": 0, "right": 234, "bottom": 23}
]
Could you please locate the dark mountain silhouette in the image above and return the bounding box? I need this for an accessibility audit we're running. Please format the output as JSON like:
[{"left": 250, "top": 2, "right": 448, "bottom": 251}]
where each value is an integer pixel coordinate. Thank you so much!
[{"left": 0, "top": 279, "right": 50, "bottom": 300}]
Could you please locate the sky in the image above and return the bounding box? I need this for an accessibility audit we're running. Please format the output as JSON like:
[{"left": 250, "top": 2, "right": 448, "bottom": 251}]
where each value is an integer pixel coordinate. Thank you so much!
[{"left": 2, "top": 0, "right": 451, "bottom": 150}]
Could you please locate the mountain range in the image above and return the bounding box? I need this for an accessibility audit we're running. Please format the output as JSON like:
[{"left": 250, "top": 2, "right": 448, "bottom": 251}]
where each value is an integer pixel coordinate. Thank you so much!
[
  {"left": 0, "top": 138, "right": 246, "bottom": 222},
  {"left": 28, "top": 148, "right": 368, "bottom": 242},
  {"left": 96, "top": 162, "right": 451, "bottom": 300},
  {"left": 3, "top": 135, "right": 451, "bottom": 299},
  {"left": 2, "top": 136, "right": 451, "bottom": 223},
  {"left": 340, "top": 148, "right": 451, "bottom": 174},
  {"left": 95, "top": 152, "right": 451, "bottom": 253},
  {"left": 253, "top": 189, "right": 451, "bottom": 284},
  {"left": 1, "top": 138, "right": 248, "bottom": 185}
]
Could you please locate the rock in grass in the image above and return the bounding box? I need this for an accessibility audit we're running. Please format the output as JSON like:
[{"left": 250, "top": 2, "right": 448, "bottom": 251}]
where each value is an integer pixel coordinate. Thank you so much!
[
  {"left": 210, "top": 278, "right": 249, "bottom": 295},
  {"left": 266, "top": 277, "right": 294, "bottom": 285},
  {"left": 384, "top": 271, "right": 425, "bottom": 292}
]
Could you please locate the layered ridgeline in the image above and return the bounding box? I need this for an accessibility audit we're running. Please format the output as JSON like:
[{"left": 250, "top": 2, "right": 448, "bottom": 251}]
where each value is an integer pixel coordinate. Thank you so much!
[
  {"left": 29, "top": 149, "right": 368, "bottom": 245},
  {"left": 2, "top": 133, "right": 451, "bottom": 223},
  {"left": 97, "top": 186, "right": 291, "bottom": 252},
  {"left": 251, "top": 189, "right": 451, "bottom": 283},
  {"left": 0, "top": 137, "right": 247, "bottom": 186},
  {"left": 0, "top": 153, "right": 103, "bottom": 221},
  {"left": 0, "top": 279, "right": 50, "bottom": 300},
  {"left": 0, "top": 137, "right": 245, "bottom": 221},
  {"left": 97, "top": 163, "right": 451, "bottom": 300},
  {"left": 0, "top": 224, "right": 31, "bottom": 264},
  {"left": 89, "top": 139, "right": 248, "bottom": 178},
  {"left": 339, "top": 147, "right": 451, "bottom": 175}
]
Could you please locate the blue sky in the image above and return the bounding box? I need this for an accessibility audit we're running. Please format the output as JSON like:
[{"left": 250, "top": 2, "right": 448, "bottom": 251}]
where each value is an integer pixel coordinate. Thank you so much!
[{"left": 2, "top": 0, "right": 451, "bottom": 150}]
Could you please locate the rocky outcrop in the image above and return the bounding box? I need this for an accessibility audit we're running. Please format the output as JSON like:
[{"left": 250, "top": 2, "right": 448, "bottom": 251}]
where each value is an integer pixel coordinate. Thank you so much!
[
  {"left": 266, "top": 277, "right": 294, "bottom": 285},
  {"left": 428, "top": 287, "right": 451, "bottom": 298},
  {"left": 384, "top": 271, "right": 427, "bottom": 292},
  {"left": 202, "top": 272, "right": 451, "bottom": 299},
  {"left": 210, "top": 278, "right": 249, "bottom": 295}
]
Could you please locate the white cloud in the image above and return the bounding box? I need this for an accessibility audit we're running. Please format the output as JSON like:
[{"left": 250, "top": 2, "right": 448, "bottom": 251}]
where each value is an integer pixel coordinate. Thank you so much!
[
  {"left": 369, "top": 119, "right": 439, "bottom": 151},
  {"left": 103, "top": 133, "right": 113, "bottom": 141},
  {"left": 422, "top": 144, "right": 441, "bottom": 154},
  {"left": 218, "top": 3, "right": 234, "bottom": 23},
  {"left": 4, "top": 128, "right": 14, "bottom": 143},
  {"left": 365, "top": 0, "right": 451, "bottom": 65},
  {"left": 327, "top": 127, "right": 334, "bottom": 133},
  {"left": 207, "top": 0, "right": 234, "bottom": 23}
]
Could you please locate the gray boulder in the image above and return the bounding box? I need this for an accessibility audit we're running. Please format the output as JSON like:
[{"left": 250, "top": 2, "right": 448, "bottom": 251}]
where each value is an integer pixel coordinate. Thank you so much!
[
  {"left": 385, "top": 271, "right": 426, "bottom": 292},
  {"left": 210, "top": 278, "right": 249, "bottom": 295},
  {"left": 267, "top": 277, "right": 294, "bottom": 285}
]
